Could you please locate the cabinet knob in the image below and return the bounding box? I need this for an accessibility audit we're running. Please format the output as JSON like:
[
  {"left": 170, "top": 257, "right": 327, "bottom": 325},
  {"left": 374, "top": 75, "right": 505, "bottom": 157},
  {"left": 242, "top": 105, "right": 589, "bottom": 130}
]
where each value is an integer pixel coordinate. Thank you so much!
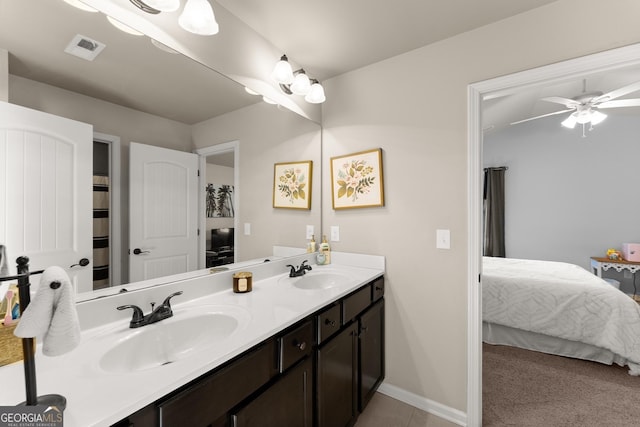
[
  {"left": 324, "top": 318, "right": 337, "bottom": 327},
  {"left": 294, "top": 340, "right": 307, "bottom": 351}
]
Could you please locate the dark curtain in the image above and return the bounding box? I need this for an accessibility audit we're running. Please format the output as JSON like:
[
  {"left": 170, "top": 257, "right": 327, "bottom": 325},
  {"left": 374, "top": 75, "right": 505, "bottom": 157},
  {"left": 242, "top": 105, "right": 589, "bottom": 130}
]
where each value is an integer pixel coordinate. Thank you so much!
[{"left": 483, "top": 167, "right": 507, "bottom": 257}]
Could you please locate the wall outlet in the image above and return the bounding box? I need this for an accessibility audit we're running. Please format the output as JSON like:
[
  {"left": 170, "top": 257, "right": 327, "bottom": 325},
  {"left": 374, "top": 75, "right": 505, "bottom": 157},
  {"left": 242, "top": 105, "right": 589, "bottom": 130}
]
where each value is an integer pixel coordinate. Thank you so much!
[
  {"left": 306, "top": 225, "right": 314, "bottom": 240},
  {"left": 331, "top": 226, "right": 340, "bottom": 242},
  {"left": 436, "top": 229, "right": 450, "bottom": 249},
  {"left": 244, "top": 223, "right": 251, "bottom": 235}
]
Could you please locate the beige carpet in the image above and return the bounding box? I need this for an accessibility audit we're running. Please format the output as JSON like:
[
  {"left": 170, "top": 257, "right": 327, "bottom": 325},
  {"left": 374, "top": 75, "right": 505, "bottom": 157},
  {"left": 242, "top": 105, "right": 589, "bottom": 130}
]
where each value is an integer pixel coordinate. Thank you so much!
[{"left": 483, "top": 343, "right": 640, "bottom": 426}]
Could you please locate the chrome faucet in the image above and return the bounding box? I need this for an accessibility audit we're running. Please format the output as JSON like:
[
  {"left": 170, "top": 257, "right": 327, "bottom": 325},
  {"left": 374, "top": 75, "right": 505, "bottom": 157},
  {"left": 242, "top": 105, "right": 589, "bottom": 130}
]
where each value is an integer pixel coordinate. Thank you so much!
[
  {"left": 117, "top": 291, "right": 183, "bottom": 328},
  {"left": 287, "top": 260, "right": 312, "bottom": 277}
]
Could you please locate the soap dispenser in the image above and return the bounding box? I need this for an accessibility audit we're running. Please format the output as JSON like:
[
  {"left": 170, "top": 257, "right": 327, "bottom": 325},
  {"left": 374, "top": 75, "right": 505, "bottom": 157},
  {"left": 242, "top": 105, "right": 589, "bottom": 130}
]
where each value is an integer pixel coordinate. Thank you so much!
[
  {"left": 317, "top": 235, "right": 331, "bottom": 265},
  {"left": 307, "top": 235, "right": 316, "bottom": 253}
]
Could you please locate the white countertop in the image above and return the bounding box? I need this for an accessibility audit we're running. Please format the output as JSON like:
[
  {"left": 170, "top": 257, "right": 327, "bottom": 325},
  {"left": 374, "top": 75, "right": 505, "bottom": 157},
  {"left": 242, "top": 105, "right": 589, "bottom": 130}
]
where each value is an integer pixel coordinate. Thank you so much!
[{"left": 0, "top": 253, "right": 384, "bottom": 427}]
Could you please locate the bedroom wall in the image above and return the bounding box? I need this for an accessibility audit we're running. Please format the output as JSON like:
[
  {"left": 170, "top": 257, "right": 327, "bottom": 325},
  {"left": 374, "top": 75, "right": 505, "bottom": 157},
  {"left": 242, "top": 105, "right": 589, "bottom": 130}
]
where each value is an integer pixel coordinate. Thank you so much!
[
  {"left": 483, "top": 113, "right": 640, "bottom": 291},
  {"left": 321, "top": 0, "right": 640, "bottom": 419}
]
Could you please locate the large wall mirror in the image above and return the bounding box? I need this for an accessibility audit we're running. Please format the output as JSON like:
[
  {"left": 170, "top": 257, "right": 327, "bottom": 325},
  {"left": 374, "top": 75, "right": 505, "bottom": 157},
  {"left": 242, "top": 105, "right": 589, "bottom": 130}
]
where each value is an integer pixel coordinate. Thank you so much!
[{"left": 0, "top": 0, "right": 321, "bottom": 299}]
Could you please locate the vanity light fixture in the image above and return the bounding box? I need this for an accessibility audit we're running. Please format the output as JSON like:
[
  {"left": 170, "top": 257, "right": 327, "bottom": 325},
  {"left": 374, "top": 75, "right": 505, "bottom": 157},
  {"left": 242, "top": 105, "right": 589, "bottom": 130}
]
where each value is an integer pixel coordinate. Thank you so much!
[
  {"left": 129, "top": 0, "right": 219, "bottom": 35},
  {"left": 106, "top": 15, "right": 145, "bottom": 36},
  {"left": 271, "top": 55, "right": 326, "bottom": 104}
]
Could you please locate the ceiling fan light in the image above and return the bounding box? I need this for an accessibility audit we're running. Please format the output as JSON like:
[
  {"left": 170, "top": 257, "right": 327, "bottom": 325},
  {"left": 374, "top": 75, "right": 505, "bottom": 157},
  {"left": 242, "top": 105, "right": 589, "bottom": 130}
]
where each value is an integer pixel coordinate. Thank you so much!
[
  {"left": 561, "top": 113, "right": 577, "bottom": 129},
  {"left": 290, "top": 71, "right": 311, "bottom": 95},
  {"left": 179, "top": 0, "right": 219, "bottom": 35},
  {"left": 142, "top": 0, "right": 180, "bottom": 12},
  {"left": 271, "top": 56, "right": 294, "bottom": 84},
  {"left": 305, "top": 81, "right": 326, "bottom": 104},
  {"left": 590, "top": 110, "right": 607, "bottom": 125}
]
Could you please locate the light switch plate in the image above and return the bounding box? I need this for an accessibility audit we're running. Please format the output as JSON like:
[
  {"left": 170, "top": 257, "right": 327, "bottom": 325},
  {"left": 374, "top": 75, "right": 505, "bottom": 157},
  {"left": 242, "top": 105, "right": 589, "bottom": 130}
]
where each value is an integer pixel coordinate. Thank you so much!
[
  {"left": 244, "top": 223, "right": 251, "bottom": 235},
  {"left": 331, "top": 226, "right": 340, "bottom": 242},
  {"left": 436, "top": 229, "right": 450, "bottom": 249},
  {"left": 306, "top": 225, "right": 314, "bottom": 240}
]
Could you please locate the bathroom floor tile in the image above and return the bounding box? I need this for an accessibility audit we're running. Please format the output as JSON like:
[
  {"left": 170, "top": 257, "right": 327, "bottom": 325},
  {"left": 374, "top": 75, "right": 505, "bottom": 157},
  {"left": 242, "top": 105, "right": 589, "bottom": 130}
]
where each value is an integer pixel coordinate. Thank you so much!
[{"left": 354, "top": 392, "right": 458, "bottom": 427}]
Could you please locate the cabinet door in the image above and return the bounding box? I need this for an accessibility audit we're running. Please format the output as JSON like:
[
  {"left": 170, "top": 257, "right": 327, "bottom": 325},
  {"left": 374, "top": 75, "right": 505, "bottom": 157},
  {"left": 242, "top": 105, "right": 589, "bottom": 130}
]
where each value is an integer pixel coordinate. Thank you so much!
[
  {"left": 317, "top": 323, "right": 358, "bottom": 427},
  {"left": 359, "top": 299, "right": 385, "bottom": 411},
  {"left": 232, "top": 357, "right": 313, "bottom": 427}
]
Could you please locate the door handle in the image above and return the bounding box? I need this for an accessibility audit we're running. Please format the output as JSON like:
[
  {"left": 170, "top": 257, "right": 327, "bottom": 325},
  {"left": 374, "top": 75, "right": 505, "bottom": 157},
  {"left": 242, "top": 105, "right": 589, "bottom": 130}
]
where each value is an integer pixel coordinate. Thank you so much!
[
  {"left": 70, "top": 258, "right": 90, "bottom": 268},
  {"left": 133, "top": 248, "right": 151, "bottom": 255}
]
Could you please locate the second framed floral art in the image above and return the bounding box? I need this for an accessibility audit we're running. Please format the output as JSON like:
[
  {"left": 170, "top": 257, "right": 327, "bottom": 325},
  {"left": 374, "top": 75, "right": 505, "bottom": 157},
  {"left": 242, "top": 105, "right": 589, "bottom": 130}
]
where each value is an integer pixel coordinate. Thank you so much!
[
  {"left": 273, "top": 160, "right": 313, "bottom": 209},
  {"left": 330, "top": 148, "right": 384, "bottom": 209}
]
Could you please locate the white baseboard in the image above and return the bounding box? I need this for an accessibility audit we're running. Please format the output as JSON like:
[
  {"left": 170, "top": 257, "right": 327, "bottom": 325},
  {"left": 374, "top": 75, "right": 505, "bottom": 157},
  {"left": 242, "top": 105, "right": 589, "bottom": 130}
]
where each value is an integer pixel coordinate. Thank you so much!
[{"left": 377, "top": 382, "right": 467, "bottom": 426}]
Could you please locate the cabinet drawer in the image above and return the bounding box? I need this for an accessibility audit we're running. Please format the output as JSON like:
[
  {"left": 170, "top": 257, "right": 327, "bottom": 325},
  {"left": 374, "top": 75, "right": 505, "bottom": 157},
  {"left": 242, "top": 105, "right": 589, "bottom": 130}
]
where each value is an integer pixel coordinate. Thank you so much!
[
  {"left": 372, "top": 277, "right": 384, "bottom": 302},
  {"left": 342, "top": 284, "right": 372, "bottom": 324},
  {"left": 317, "top": 303, "right": 341, "bottom": 344},
  {"left": 159, "top": 339, "right": 277, "bottom": 427},
  {"left": 279, "top": 320, "right": 313, "bottom": 372}
]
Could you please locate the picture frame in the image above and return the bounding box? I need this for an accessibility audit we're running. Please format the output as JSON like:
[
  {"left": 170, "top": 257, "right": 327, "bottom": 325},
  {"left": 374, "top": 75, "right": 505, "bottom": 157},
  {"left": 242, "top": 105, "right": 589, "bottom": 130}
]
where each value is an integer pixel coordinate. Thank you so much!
[
  {"left": 273, "top": 160, "right": 313, "bottom": 210},
  {"left": 330, "top": 148, "right": 384, "bottom": 210},
  {"left": 206, "top": 183, "right": 235, "bottom": 218}
]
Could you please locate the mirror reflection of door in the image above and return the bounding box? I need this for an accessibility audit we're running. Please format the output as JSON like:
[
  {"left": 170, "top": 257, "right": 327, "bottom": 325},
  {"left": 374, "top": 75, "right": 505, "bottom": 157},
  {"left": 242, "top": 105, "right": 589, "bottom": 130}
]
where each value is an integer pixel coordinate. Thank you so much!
[
  {"left": 204, "top": 150, "right": 236, "bottom": 268},
  {"left": 129, "top": 142, "right": 199, "bottom": 283},
  {"left": 0, "top": 101, "right": 93, "bottom": 292}
]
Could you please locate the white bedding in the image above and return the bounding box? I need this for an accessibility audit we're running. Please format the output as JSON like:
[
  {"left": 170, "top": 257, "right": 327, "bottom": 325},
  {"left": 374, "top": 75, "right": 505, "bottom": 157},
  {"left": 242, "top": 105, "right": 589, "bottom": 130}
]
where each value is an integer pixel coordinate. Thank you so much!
[{"left": 483, "top": 257, "right": 640, "bottom": 374}]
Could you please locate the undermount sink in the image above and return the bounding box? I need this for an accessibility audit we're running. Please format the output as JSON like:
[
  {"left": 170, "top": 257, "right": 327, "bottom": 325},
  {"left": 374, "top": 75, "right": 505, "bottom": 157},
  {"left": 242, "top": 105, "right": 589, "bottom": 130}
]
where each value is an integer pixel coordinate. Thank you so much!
[
  {"left": 98, "top": 305, "right": 249, "bottom": 374},
  {"left": 286, "top": 272, "right": 353, "bottom": 290}
]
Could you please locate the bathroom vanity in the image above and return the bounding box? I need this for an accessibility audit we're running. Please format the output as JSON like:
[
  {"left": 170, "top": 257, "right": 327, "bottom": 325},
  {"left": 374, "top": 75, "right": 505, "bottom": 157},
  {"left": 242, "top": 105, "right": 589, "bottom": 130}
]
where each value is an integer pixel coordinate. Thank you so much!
[{"left": 0, "top": 252, "right": 384, "bottom": 427}]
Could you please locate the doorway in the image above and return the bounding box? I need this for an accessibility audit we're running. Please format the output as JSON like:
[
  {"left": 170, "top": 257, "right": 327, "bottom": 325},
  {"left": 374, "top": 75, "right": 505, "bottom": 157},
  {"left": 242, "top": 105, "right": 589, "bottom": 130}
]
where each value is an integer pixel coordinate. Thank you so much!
[
  {"left": 467, "top": 43, "right": 640, "bottom": 427},
  {"left": 196, "top": 141, "right": 240, "bottom": 268}
]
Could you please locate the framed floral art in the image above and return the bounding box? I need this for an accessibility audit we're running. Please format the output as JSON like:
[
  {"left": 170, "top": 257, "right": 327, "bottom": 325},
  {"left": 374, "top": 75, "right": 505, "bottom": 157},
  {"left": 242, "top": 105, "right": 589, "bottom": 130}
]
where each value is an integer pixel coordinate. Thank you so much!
[
  {"left": 273, "top": 160, "right": 313, "bottom": 209},
  {"left": 330, "top": 148, "right": 384, "bottom": 209}
]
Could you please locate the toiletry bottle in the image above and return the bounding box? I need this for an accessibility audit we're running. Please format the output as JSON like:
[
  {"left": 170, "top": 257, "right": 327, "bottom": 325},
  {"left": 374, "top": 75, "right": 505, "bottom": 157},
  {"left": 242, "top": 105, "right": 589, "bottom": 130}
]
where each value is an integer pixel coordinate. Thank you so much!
[
  {"left": 307, "top": 235, "right": 316, "bottom": 253},
  {"left": 318, "top": 235, "right": 331, "bottom": 265}
]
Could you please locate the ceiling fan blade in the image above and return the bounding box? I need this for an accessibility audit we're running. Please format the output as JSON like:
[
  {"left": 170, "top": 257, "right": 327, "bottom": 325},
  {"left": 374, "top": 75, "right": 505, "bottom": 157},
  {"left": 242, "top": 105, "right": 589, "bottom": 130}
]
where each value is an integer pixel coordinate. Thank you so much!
[
  {"left": 597, "top": 98, "right": 640, "bottom": 109},
  {"left": 541, "top": 96, "right": 580, "bottom": 107},
  {"left": 593, "top": 81, "right": 640, "bottom": 103},
  {"left": 510, "top": 109, "right": 573, "bottom": 125}
]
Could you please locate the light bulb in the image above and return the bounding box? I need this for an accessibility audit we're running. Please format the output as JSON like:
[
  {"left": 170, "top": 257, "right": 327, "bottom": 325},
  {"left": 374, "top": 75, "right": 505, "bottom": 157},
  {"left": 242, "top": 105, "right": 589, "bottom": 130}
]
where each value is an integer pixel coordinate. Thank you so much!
[
  {"left": 271, "top": 56, "right": 294, "bottom": 84},
  {"left": 590, "top": 110, "right": 607, "bottom": 125},
  {"left": 305, "top": 82, "right": 326, "bottom": 104},
  {"left": 561, "top": 113, "right": 577, "bottom": 129},
  {"left": 107, "top": 16, "right": 144, "bottom": 36},
  {"left": 143, "top": 0, "right": 180, "bottom": 12},
  {"left": 179, "top": 0, "right": 219, "bottom": 35},
  {"left": 290, "top": 72, "right": 311, "bottom": 95}
]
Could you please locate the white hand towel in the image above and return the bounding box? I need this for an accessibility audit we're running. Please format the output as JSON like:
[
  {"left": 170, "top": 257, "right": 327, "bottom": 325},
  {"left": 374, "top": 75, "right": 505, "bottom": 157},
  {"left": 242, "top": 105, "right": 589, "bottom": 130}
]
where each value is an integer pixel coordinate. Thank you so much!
[{"left": 14, "top": 266, "right": 81, "bottom": 356}]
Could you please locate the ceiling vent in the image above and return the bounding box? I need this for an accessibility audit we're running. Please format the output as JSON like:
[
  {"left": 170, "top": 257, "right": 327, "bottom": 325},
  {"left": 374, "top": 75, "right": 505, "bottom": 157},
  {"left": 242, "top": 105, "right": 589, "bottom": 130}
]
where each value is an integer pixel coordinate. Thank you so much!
[{"left": 64, "top": 34, "right": 106, "bottom": 61}]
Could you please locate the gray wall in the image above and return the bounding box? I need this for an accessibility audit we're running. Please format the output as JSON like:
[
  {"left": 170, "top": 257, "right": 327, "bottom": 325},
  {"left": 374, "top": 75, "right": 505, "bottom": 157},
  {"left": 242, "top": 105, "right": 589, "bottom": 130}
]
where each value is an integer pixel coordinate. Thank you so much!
[{"left": 484, "top": 113, "right": 640, "bottom": 291}]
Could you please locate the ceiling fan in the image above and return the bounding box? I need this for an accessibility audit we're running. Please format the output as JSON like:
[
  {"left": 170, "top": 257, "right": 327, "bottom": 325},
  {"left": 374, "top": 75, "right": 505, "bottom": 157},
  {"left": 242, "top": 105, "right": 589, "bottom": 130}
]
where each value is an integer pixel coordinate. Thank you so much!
[{"left": 511, "top": 79, "right": 640, "bottom": 136}]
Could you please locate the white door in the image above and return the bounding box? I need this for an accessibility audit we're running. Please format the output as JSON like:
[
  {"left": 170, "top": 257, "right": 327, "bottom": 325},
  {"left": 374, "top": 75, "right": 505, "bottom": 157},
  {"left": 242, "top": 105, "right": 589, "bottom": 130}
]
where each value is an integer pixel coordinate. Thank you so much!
[
  {"left": 0, "top": 101, "right": 93, "bottom": 292},
  {"left": 129, "top": 142, "right": 199, "bottom": 283}
]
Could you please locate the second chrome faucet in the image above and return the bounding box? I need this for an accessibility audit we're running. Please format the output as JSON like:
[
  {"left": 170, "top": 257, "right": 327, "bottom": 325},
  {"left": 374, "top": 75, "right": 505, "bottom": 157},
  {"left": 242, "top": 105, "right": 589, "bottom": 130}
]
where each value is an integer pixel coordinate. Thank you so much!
[{"left": 117, "top": 291, "right": 183, "bottom": 328}]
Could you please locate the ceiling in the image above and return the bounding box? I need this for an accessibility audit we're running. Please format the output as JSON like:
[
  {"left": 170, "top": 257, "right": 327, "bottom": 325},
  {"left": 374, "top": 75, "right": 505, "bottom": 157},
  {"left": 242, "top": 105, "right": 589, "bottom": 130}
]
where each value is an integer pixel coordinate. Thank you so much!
[{"left": 2, "top": 0, "right": 638, "bottom": 131}]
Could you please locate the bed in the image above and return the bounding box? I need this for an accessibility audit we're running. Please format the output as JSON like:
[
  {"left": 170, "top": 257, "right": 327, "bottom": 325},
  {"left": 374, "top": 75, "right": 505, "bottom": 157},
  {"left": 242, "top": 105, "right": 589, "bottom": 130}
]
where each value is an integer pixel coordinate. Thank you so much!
[{"left": 482, "top": 256, "right": 640, "bottom": 375}]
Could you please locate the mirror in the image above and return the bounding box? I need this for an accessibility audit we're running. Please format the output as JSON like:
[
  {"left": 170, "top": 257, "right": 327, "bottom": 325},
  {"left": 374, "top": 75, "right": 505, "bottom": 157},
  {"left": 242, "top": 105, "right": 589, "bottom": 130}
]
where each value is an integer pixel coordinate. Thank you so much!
[{"left": 0, "top": 0, "right": 321, "bottom": 298}]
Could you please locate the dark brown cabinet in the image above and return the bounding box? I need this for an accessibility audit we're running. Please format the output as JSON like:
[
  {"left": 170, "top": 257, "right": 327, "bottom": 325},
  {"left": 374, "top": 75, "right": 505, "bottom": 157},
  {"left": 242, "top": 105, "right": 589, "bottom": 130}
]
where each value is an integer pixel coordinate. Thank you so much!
[
  {"left": 317, "top": 323, "right": 358, "bottom": 427},
  {"left": 359, "top": 299, "right": 384, "bottom": 411},
  {"left": 232, "top": 357, "right": 313, "bottom": 427}
]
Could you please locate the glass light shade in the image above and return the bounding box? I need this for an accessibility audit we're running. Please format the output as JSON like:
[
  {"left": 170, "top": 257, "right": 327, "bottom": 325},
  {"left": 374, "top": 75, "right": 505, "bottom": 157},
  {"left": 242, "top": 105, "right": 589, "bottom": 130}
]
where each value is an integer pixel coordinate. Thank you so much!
[
  {"left": 245, "top": 87, "right": 260, "bottom": 96},
  {"left": 305, "top": 82, "right": 326, "bottom": 104},
  {"left": 262, "top": 96, "right": 277, "bottom": 105},
  {"left": 63, "top": 0, "right": 98, "bottom": 12},
  {"left": 590, "top": 110, "right": 607, "bottom": 125},
  {"left": 575, "top": 110, "right": 593, "bottom": 124},
  {"left": 143, "top": 0, "right": 180, "bottom": 12},
  {"left": 106, "top": 16, "right": 144, "bottom": 36},
  {"left": 561, "top": 113, "right": 577, "bottom": 129},
  {"left": 290, "top": 72, "right": 311, "bottom": 95},
  {"left": 179, "top": 0, "right": 219, "bottom": 35},
  {"left": 271, "top": 58, "right": 294, "bottom": 84}
]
